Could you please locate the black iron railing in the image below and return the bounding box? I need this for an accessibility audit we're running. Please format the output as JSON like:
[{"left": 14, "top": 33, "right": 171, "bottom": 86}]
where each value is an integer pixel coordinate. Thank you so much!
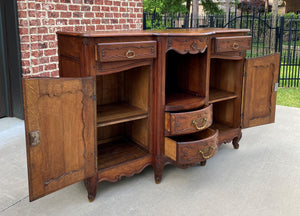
[{"left": 143, "top": 4, "right": 300, "bottom": 87}]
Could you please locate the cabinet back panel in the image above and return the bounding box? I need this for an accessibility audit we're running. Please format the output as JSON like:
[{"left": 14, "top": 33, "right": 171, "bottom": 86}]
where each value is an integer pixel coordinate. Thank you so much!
[
  {"left": 166, "top": 51, "right": 207, "bottom": 97},
  {"left": 125, "top": 66, "right": 150, "bottom": 111},
  {"left": 213, "top": 100, "right": 235, "bottom": 127},
  {"left": 210, "top": 59, "right": 243, "bottom": 93},
  {"left": 96, "top": 66, "right": 149, "bottom": 111},
  {"left": 96, "top": 72, "right": 125, "bottom": 105},
  {"left": 97, "top": 119, "right": 149, "bottom": 150},
  {"left": 126, "top": 118, "right": 149, "bottom": 149},
  {"left": 97, "top": 124, "right": 125, "bottom": 145}
]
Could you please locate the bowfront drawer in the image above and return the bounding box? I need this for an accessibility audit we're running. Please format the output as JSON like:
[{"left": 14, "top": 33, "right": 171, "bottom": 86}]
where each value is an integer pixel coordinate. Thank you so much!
[
  {"left": 165, "top": 104, "right": 213, "bottom": 136},
  {"left": 214, "top": 36, "right": 252, "bottom": 53},
  {"left": 96, "top": 41, "right": 157, "bottom": 62},
  {"left": 165, "top": 129, "right": 218, "bottom": 165},
  {"left": 167, "top": 37, "right": 208, "bottom": 54}
]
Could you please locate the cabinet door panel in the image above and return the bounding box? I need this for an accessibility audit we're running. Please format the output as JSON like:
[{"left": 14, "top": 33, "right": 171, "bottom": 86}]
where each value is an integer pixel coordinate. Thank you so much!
[
  {"left": 22, "top": 77, "right": 96, "bottom": 201},
  {"left": 242, "top": 53, "right": 280, "bottom": 128}
]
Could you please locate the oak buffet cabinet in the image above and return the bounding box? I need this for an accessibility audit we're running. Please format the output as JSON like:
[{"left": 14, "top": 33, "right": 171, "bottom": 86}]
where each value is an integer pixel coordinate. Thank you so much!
[{"left": 22, "top": 28, "right": 280, "bottom": 201}]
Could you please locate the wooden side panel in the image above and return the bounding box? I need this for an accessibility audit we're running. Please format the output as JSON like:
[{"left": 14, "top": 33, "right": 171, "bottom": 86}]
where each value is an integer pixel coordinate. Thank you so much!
[
  {"left": 242, "top": 53, "right": 280, "bottom": 128},
  {"left": 165, "top": 137, "right": 177, "bottom": 161},
  {"left": 22, "top": 77, "right": 96, "bottom": 201}
]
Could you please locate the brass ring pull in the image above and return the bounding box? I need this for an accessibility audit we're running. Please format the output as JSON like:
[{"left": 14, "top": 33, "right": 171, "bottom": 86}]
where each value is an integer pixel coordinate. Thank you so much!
[
  {"left": 232, "top": 42, "right": 239, "bottom": 50},
  {"left": 126, "top": 50, "right": 135, "bottom": 59},
  {"left": 192, "top": 117, "right": 208, "bottom": 130},
  {"left": 199, "top": 146, "right": 215, "bottom": 159}
]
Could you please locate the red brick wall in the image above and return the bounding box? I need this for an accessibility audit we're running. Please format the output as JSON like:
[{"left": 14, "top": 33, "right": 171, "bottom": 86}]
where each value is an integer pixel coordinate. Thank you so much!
[{"left": 17, "top": 0, "right": 144, "bottom": 77}]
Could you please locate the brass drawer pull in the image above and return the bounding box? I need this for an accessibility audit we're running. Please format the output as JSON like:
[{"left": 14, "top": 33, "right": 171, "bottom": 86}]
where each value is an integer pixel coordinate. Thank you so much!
[
  {"left": 199, "top": 146, "right": 215, "bottom": 159},
  {"left": 192, "top": 117, "right": 207, "bottom": 130},
  {"left": 232, "top": 42, "right": 239, "bottom": 50},
  {"left": 126, "top": 50, "right": 135, "bottom": 59}
]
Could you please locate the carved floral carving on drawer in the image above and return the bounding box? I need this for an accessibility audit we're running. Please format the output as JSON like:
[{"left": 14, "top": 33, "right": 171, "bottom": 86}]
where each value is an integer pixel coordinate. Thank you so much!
[{"left": 167, "top": 37, "right": 208, "bottom": 54}]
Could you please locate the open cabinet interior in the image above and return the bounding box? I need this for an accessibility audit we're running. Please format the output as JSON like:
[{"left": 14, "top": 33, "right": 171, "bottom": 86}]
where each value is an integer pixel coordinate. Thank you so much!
[
  {"left": 165, "top": 50, "right": 207, "bottom": 112},
  {"left": 96, "top": 66, "right": 150, "bottom": 170},
  {"left": 209, "top": 58, "right": 243, "bottom": 136}
]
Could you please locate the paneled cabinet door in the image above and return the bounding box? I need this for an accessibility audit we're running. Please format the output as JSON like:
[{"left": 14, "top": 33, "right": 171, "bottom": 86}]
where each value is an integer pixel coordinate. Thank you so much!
[
  {"left": 242, "top": 53, "right": 280, "bottom": 128},
  {"left": 22, "top": 77, "right": 96, "bottom": 201}
]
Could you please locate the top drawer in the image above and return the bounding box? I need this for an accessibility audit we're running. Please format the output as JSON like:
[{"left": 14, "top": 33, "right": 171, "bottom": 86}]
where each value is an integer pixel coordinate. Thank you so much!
[
  {"left": 96, "top": 41, "right": 157, "bottom": 63},
  {"left": 214, "top": 36, "right": 252, "bottom": 53}
]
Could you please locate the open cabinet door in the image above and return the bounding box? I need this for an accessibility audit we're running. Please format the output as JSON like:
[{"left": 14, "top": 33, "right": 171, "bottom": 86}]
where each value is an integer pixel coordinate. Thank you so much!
[
  {"left": 242, "top": 53, "right": 280, "bottom": 128},
  {"left": 22, "top": 77, "right": 96, "bottom": 201}
]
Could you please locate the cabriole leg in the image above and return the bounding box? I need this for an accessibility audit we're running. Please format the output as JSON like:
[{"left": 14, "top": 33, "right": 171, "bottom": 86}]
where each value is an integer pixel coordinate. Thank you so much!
[
  {"left": 232, "top": 133, "right": 242, "bottom": 149},
  {"left": 84, "top": 175, "right": 98, "bottom": 202},
  {"left": 154, "top": 156, "right": 164, "bottom": 184}
]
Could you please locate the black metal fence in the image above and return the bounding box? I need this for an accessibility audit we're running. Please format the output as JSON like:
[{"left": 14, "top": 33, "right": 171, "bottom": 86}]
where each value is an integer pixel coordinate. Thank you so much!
[{"left": 143, "top": 4, "right": 300, "bottom": 87}]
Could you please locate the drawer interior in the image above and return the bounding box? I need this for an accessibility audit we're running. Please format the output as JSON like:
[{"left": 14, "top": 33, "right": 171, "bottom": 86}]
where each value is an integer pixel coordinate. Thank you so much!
[{"left": 168, "top": 129, "right": 216, "bottom": 143}]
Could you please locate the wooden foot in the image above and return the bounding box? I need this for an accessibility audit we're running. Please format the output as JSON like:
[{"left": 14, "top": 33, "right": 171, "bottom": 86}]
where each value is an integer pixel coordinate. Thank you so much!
[
  {"left": 154, "top": 156, "right": 163, "bottom": 184},
  {"left": 232, "top": 133, "right": 242, "bottom": 149},
  {"left": 200, "top": 160, "right": 207, "bottom": 166},
  {"left": 84, "top": 175, "right": 98, "bottom": 202},
  {"left": 155, "top": 176, "right": 161, "bottom": 184}
]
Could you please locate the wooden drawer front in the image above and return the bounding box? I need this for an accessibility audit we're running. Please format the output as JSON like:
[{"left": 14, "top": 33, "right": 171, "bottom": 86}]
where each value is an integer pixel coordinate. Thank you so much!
[
  {"left": 96, "top": 41, "right": 157, "bottom": 62},
  {"left": 215, "top": 36, "right": 252, "bottom": 53},
  {"left": 165, "top": 129, "right": 218, "bottom": 165},
  {"left": 165, "top": 104, "right": 213, "bottom": 136},
  {"left": 167, "top": 37, "right": 208, "bottom": 54}
]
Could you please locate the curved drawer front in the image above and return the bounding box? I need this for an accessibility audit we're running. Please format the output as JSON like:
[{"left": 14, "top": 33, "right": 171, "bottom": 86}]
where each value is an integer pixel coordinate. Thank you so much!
[
  {"left": 165, "top": 129, "right": 218, "bottom": 165},
  {"left": 96, "top": 41, "right": 157, "bottom": 62},
  {"left": 214, "top": 36, "right": 251, "bottom": 53},
  {"left": 167, "top": 37, "right": 208, "bottom": 54},
  {"left": 165, "top": 104, "right": 213, "bottom": 136}
]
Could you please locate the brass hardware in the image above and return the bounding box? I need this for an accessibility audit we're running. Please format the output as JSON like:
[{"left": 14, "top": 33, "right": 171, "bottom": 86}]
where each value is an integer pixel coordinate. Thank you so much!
[
  {"left": 126, "top": 50, "right": 135, "bottom": 59},
  {"left": 29, "top": 131, "right": 40, "bottom": 147},
  {"left": 232, "top": 42, "right": 239, "bottom": 50},
  {"left": 199, "top": 146, "right": 215, "bottom": 159},
  {"left": 192, "top": 117, "right": 208, "bottom": 130}
]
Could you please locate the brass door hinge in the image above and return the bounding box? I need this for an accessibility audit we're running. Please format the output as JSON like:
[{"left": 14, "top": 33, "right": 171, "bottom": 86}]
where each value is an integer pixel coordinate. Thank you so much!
[
  {"left": 274, "top": 83, "right": 279, "bottom": 92},
  {"left": 29, "top": 131, "right": 40, "bottom": 146}
]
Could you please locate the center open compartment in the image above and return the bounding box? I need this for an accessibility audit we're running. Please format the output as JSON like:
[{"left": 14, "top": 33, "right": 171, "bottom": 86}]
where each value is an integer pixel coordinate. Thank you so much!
[
  {"left": 96, "top": 66, "right": 151, "bottom": 171},
  {"left": 165, "top": 50, "right": 207, "bottom": 112}
]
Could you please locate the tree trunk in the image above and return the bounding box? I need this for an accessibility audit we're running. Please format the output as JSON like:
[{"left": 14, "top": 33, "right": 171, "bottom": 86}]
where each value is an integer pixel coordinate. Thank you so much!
[
  {"left": 192, "top": 0, "right": 198, "bottom": 27},
  {"left": 271, "top": 0, "right": 279, "bottom": 53},
  {"left": 225, "top": 0, "right": 230, "bottom": 25},
  {"left": 265, "top": 0, "right": 269, "bottom": 11},
  {"left": 186, "top": 0, "right": 191, "bottom": 13}
]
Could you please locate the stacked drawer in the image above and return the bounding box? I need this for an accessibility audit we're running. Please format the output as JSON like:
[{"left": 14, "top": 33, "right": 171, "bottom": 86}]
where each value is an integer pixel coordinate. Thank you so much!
[{"left": 164, "top": 104, "right": 218, "bottom": 166}]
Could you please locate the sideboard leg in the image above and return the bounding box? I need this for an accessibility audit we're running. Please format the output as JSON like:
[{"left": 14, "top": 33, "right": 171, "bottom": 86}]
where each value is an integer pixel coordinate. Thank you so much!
[
  {"left": 232, "top": 132, "right": 242, "bottom": 149},
  {"left": 154, "top": 156, "right": 163, "bottom": 184},
  {"left": 84, "top": 175, "right": 98, "bottom": 202}
]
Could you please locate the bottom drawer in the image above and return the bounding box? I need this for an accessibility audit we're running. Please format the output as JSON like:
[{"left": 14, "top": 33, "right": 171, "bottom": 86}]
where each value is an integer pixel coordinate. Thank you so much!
[{"left": 165, "top": 129, "right": 218, "bottom": 165}]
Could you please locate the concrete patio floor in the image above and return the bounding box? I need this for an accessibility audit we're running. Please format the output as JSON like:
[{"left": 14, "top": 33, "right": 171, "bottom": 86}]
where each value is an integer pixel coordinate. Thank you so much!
[{"left": 0, "top": 105, "right": 300, "bottom": 216}]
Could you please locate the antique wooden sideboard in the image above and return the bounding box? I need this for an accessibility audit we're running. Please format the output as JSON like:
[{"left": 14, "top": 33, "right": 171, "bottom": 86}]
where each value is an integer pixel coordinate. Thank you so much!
[{"left": 22, "top": 28, "right": 280, "bottom": 202}]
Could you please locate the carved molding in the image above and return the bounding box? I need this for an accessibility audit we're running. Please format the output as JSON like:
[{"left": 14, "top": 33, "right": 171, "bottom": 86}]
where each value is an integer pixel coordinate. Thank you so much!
[
  {"left": 98, "top": 162, "right": 152, "bottom": 183},
  {"left": 167, "top": 37, "right": 208, "bottom": 54}
]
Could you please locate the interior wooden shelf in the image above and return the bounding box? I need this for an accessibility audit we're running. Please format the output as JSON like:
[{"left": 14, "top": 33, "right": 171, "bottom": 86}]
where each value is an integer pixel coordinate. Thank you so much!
[
  {"left": 210, "top": 122, "right": 234, "bottom": 134},
  {"left": 209, "top": 88, "right": 237, "bottom": 103},
  {"left": 97, "top": 102, "right": 148, "bottom": 127},
  {"left": 210, "top": 54, "right": 243, "bottom": 60},
  {"left": 165, "top": 91, "right": 205, "bottom": 112},
  {"left": 97, "top": 139, "right": 149, "bottom": 170}
]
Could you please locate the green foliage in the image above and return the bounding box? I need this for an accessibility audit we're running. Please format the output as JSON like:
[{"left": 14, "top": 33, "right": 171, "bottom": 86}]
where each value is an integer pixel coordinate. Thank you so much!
[
  {"left": 143, "top": 0, "right": 188, "bottom": 16},
  {"left": 277, "top": 88, "right": 300, "bottom": 108},
  {"left": 200, "top": 0, "right": 224, "bottom": 15}
]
